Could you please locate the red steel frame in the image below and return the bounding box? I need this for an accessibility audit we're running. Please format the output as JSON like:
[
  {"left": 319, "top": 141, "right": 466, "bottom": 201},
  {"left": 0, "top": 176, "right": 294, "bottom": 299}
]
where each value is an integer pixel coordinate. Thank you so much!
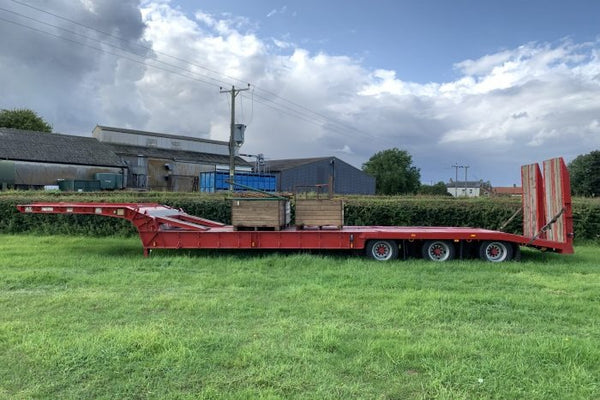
[{"left": 16, "top": 158, "right": 574, "bottom": 258}]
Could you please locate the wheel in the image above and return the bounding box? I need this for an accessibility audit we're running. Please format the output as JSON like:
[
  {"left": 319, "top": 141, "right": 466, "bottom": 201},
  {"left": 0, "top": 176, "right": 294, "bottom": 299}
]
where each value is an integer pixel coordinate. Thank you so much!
[
  {"left": 422, "top": 240, "right": 455, "bottom": 262},
  {"left": 479, "top": 241, "right": 513, "bottom": 262},
  {"left": 366, "top": 240, "right": 399, "bottom": 261}
]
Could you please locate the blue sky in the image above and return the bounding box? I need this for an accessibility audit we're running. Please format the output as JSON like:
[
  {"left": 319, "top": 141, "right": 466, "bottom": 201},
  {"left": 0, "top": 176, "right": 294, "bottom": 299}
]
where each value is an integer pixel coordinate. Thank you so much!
[
  {"left": 1, "top": 0, "right": 599, "bottom": 186},
  {"left": 177, "top": 0, "right": 600, "bottom": 82}
]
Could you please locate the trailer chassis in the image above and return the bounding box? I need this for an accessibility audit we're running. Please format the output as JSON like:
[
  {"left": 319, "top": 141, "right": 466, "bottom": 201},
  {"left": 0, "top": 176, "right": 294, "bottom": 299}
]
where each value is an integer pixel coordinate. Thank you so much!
[{"left": 16, "top": 158, "right": 573, "bottom": 262}]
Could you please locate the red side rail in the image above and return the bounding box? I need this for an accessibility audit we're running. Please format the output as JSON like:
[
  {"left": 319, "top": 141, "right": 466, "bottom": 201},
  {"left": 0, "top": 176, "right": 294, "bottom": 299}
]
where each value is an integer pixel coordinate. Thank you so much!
[{"left": 16, "top": 202, "right": 221, "bottom": 233}]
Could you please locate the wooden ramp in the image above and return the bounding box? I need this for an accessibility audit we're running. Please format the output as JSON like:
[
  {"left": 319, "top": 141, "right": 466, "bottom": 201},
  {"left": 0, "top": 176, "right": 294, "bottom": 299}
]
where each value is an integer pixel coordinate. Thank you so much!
[{"left": 521, "top": 157, "right": 573, "bottom": 253}]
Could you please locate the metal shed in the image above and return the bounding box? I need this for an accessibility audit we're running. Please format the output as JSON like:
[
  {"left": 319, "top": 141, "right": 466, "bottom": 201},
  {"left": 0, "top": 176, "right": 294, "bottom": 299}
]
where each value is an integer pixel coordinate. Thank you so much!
[
  {"left": 102, "top": 143, "right": 251, "bottom": 191},
  {"left": 93, "top": 126, "right": 252, "bottom": 191},
  {"left": 265, "top": 157, "right": 375, "bottom": 195},
  {"left": 0, "top": 128, "right": 125, "bottom": 189}
]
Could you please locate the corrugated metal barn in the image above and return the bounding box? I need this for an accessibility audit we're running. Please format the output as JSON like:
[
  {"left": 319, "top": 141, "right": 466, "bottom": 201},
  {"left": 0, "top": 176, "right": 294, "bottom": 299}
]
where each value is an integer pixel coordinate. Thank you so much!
[
  {"left": 0, "top": 127, "right": 375, "bottom": 194},
  {"left": 94, "top": 125, "right": 251, "bottom": 191},
  {"left": 0, "top": 128, "right": 125, "bottom": 189},
  {"left": 266, "top": 157, "right": 375, "bottom": 195}
]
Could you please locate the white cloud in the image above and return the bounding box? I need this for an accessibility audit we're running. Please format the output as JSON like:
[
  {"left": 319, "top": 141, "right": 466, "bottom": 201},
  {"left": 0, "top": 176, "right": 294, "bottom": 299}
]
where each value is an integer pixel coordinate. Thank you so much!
[
  {"left": 2, "top": 2, "right": 600, "bottom": 186},
  {"left": 334, "top": 145, "right": 354, "bottom": 155},
  {"left": 266, "top": 6, "right": 287, "bottom": 18},
  {"left": 272, "top": 38, "right": 293, "bottom": 49},
  {"left": 79, "top": 0, "right": 97, "bottom": 14}
]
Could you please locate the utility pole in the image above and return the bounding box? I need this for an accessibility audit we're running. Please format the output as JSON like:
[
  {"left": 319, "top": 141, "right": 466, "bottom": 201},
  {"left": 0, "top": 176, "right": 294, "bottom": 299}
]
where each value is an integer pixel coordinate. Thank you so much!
[
  {"left": 452, "top": 163, "right": 462, "bottom": 197},
  {"left": 220, "top": 85, "right": 250, "bottom": 191},
  {"left": 463, "top": 165, "right": 470, "bottom": 196}
]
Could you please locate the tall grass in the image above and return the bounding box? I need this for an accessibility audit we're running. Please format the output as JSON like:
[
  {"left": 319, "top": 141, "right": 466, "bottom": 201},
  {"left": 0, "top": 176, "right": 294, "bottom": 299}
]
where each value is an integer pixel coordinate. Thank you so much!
[{"left": 1, "top": 235, "right": 599, "bottom": 399}]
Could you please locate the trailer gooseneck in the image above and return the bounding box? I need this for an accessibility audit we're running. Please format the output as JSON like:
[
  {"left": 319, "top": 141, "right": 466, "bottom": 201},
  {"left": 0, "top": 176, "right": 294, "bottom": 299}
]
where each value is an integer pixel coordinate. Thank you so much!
[{"left": 17, "top": 158, "right": 573, "bottom": 262}]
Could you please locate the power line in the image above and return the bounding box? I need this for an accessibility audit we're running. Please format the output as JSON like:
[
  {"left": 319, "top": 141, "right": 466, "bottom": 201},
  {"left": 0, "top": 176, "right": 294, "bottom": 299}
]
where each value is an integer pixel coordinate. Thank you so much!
[
  {"left": 8, "top": 0, "right": 247, "bottom": 88},
  {"left": 2, "top": 2, "right": 377, "bottom": 140},
  {"left": 10, "top": 0, "right": 376, "bottom": 138},
  {"left": 0, "top": 16, "right": 225, "bottom": 90},
  {"left": 0, "top": 6, "right": 233, "bottom": 89},
  {"left": 1, "top": 10, "right": 355, "bottom": 136}
]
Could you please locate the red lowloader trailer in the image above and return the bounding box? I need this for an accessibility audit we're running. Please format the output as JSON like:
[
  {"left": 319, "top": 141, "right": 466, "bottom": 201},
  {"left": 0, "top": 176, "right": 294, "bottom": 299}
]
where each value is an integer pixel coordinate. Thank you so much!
[{"left": 17, "top": 158, "right": 574, "bottom": 262}]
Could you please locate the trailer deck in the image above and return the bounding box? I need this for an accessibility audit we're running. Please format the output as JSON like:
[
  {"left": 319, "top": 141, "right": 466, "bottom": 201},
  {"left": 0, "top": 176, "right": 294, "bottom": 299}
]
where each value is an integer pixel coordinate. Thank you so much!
[{"left": 17, "top": 157, "right": 574, "bottom": 262}]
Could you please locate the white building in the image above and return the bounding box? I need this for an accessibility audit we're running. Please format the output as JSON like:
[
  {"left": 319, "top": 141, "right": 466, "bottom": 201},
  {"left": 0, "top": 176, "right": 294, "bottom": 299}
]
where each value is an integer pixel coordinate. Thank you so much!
[{"left": 446, "top": 180, "right": 492, "bottom": 197}]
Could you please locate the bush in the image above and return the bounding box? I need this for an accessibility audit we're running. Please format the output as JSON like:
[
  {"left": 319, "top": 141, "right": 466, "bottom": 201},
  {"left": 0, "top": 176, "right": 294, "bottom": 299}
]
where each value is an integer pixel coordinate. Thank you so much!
[
  {"left": 1, "top": 191, "right": 598, "bottom": 241},
  {"left": 0, "top": 192, "right": 229, "bottom": 237}
]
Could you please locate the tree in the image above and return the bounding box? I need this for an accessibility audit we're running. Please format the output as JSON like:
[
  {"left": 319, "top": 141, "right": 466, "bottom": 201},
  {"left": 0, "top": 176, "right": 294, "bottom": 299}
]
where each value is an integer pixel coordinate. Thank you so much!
[
  {"left": 568, "top": 150, "right": 600, "bottom": 197},
  {"left": 362, "top": 148, "right": 421, "bottom": 195},
  {"left": 0, "top": 108, "right": 52, "bottom": 132},
  {"left": 419, "top": 181, "right": 451, "bottom": 196}
]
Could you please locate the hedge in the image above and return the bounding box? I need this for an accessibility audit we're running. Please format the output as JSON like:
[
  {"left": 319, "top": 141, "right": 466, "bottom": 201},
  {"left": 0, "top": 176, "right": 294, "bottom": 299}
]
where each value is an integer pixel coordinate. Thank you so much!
[{"left": 0, "top": 191, "right": 598, "bottom": 241}]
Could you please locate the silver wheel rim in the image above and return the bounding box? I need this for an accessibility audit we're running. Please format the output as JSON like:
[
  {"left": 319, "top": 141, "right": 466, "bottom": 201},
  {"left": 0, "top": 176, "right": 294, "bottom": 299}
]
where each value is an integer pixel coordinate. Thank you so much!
[
  {"left": 484, "top": 242, "right": 508, "bottom": 262},
  {"left": 427, "top": 241, "right": 451, "bottom": 261},
  {"left": 371, "top": 241, "right": 393, "bottom": 261}
]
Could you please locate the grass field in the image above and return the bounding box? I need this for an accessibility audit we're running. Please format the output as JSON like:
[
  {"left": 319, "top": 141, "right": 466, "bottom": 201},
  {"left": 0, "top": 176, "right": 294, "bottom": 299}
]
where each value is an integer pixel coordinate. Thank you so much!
[{"left": 1, "top": 235, "right": 599, "bottom": 399}]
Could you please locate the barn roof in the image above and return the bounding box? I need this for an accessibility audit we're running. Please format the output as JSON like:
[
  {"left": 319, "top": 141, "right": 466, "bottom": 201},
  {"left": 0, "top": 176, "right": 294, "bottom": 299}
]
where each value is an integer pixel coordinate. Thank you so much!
[
  {"left": 95, "top": 125, "right": 229, "bottom": 146},
  {"left": 265, "top": 157, "right": 334, "bottom": 172},
  {"left": 0, "top": 128, "right": 124, "bottom": 167},
  {"left": 493, "top": 186, "right": 523, "bottom": 196},
  {"left": 103, "top": 143, "right": 251, "bottom": 166}
]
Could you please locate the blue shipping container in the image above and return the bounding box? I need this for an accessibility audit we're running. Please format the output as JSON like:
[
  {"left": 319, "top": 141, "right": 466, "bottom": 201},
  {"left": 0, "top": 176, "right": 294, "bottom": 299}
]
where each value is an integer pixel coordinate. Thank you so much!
[{"left": 200, "top": 171, "right": 277, "bottom": 192}]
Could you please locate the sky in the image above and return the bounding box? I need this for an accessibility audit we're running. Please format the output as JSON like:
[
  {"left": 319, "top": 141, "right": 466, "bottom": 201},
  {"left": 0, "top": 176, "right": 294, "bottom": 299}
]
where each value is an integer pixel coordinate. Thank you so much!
[{"left": 1, "top": 0, "right": 600, "bottom": 186}]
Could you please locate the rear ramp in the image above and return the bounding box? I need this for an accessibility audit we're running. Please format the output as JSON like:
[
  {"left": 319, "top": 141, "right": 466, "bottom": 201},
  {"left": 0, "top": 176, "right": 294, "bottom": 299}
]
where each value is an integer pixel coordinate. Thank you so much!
[{"left": 521, "top": 157, "right": 573, "bottom": 253}]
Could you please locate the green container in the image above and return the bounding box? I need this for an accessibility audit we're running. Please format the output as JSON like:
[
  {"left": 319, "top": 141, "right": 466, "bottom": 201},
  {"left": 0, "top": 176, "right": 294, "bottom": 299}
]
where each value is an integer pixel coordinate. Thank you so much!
[
  {"left": 94, "top": 173, "right": 123, "bottom": 190},
  {"left": 57, "top": 179, "right": 74, "bottom": 191},
  {"left": 79, "top": 180, "right": 101, "bottom": 192},
  {"left": 57, "top": 179, "right": 101, "bottom": 192},
  {"left": 0, "top": 160, "right": 16, "bottom": 186}
]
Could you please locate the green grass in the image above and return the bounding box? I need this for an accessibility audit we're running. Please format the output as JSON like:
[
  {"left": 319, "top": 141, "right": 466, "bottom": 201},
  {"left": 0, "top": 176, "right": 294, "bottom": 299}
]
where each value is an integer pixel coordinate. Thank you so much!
[{"left": 1, "top": 235, "right": 599, "bottom": 399}]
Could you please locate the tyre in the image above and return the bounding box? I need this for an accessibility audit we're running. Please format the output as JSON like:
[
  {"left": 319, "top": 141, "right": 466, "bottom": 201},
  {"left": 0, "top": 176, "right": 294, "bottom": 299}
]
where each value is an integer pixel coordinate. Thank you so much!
[
  {"left": 366, "top": 240, "right": 399, "bottom": 261},
  {"left": 422, "top": 240, "right": 455, "bottom": 262},
  {"left": 512, "top": 244, "right": 521, "bottom": 261},
  {"left": 479, "top": 241, "right": 513, "bottom": 262}
]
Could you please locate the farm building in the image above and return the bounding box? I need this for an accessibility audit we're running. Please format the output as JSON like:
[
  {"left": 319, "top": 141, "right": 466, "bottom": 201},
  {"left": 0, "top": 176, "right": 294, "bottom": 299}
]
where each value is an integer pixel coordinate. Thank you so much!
[
  {"left": 93, "top": 125, "right": 251, "bottom": 191},
  {"left": 492, "top": 186, "right": 523, "bottom": 197},
  {"left": 265, "top": 157, "right": 375, "bottom": 195},
  {"left": 1, "top": 126, "right": 375, "bottom": 194},
  {"left": 446, "top": 180, "right": 492, "bottom": 197},
  {"left": 0, "top": 128, "right": 125, "bottom": 190}
]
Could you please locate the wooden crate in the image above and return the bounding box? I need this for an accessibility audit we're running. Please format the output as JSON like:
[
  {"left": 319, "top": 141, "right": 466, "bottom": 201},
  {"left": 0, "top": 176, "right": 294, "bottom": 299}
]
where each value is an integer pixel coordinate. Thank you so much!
[
  {"left": 231, "top": 200, "right": 290, "bottom": 230},
  {"left": 295, "top": 199, "right": 344, "bottom": 229}
]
